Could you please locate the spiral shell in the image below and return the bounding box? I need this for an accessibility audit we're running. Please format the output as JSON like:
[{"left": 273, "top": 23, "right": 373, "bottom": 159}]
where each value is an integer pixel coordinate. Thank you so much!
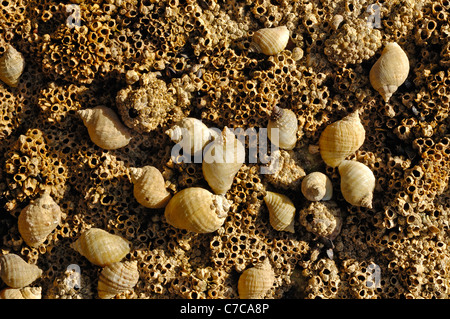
[
  {"left": 264, "top": 191, "right": 296, "bottom": 233},
  {"left": 164, "top": 187, "right": 232, "bottom": 233},
  {"left": 338, "top": 160, "right": 375, "bottom": 208},
  {"left": 0, "top": 287, "right": 42, "bottom": 299},
  {"left": 18, "top": 191, "right": 63, "bottom": 247},
  {"left": 249, "top": 26, "right": 290, "bottom": 56},
  {"left": 318, "top": 110, "right": 365, "bottom": 168},
  {"left": 0, "top": 44, "right": 25, "bottom": 87},
  {"left": 77, "top": 105, "right": 132, "bottom": 150},
  {"left": 129, "top": 166, "right": 171, "bottom": 209},
  {"left": 98, "top": 260, "right": 139, "bottom": 299},
  {"left": 369, "top": 42, "right": 409, "bottom": 102},
  {"left": 267, "top": 106, "right": 298, "bottom": 150},
  {"left": 238, "top": 259, "right": 275, "bottom": 299},
  {"left": 0, "top": 254, "right": 43, "bottom": 288},
  {"left": 71, "top": 228, "right": 131, "bottom": 267},
  {"left": 202, "top": 127, "right": 245, "bottom": 195},
  {"left": 301, "top": 172, "right": 333, "bottom": 201}
]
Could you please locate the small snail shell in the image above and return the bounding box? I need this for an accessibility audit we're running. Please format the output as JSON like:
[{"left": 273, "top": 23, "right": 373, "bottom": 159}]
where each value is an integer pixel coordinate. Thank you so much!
[
  {"left": 164, "top": 187, "right": 232, "bottom": 233},
  {"left": 77, "top": 105, "right": 132, "bottom": 150},
  {"left": 0, "top": 287, "right": 42, "bottom": 299},
  {"left": 318, "top": 110, "right": 365, "bottom": 168},
  {"left": 238, "top": 259, "right": 275, "bottom": 299},
  {"left": 369, "top": 42, "right": 409, "bottom": 102},
  {"left": 0, "top": 44, "right": 25, "bottom": 87},
  {"left": 71, "top": 228, "right": 131, "bottom": 267},
  {"left": 18, "top": 191, "right": 63, "bottom": 247},
  {"left": 299, "top": 201, "right": 342, "bottom": 240},
  {"left": 202, "top": 127, "right": 245, "bottom": 195},
  {"left": 129, "top": 166, "right": 171, "bottom": 209},
  {"left": 249, "top": 26, "right": 290, "bottom": 56},
  {"left": 264, "top": 191, "right": 296, "bottom": 233},
  {"left": 98, "top": 260, "right": 139, "bottom": 299},
  {"left": 267, "top": 106, "right": 298, "bottom": 150},
  {"left": 0, "top": 254, "right": 43, "bottom": 288},
  {"left": 301, "top": 172, "right": 333, "bottom": 201},
  {"left": 338, "top": 160, "right": 375, "bottom": 208}
]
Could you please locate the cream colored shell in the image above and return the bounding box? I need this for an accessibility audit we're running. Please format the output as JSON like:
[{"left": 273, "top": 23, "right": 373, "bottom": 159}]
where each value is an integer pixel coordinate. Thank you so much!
[
  {"left": 98, "top": 260, "right": 139, "bottom": 299},
  {"left": 0, "top": 254, "right": 43, "bottom": 288},
  {"left": 0, "top": 44, "right": 25, "bottom": 87},
  {"left": 338, "top": 160, "right": 375, "bottom": 208},
  {"left": 164, "top": 187, "right": 231, "bottom": 233},
  {"left": 0, "top": 287, "right": 42, "bottom": 299},
  {"left": 129, "top": 166, "right": 172, "bottom": 209},
  {"left": 370, "top": 42, "right": 409, "bottom": 102},
  {"left": 71, "top": 228, "right": 131, "bottom": 267},
  {"left": 264, "top": 191, "right": 296, "bottom": 233},
  {"left": 267, "top": 106, "right": 298, "bottom": 150},
  {"left": 238, "top": 259, "right": 275, "bottom": 299},
  {"left": 301, "top": 172, "right": 333, "bottom": 201},
  {"left": 249, "top": 26, "right": 290, "bottom": 55},
  {"left": 18, "top": 191, "right": 63, "bottom": 247},
  {"left": 77, "top": 105, "right": 132, "bottom": 150},
  {"left": 318, "top": 110, "right": 365, "bottom": 168}
]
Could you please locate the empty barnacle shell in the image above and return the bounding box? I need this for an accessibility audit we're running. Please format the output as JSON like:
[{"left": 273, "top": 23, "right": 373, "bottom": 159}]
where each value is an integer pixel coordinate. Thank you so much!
[
  {"left": 264, "top": 191, "right": 296, "bottom": 233},
  {"left": 249, "top": 25, "right": 290, "bottom": 56},
  {"left": 0, "top": 287, "right": 42, "bottom": 299},
  {"left": 318, "top": 110, "right": 365, "bottom": 168},
  {"left": 71, "top": 228, "right": 131, "bottom": 267},
  {"left": 202, "top": 127, "right": 245, "bottom": 195},
  {"left": 0, "top": 254, "right": 43, "bottom": 288},
  {"left": 18, "top": 191, "right": 63, "bottom": 247},
  {"left": 238, "top": 258, "right": 275, "bottom": 299},
  {"left": 301, "top": 172, "right": 333, "bottom": 201},
  {"left": 129, "top": 166, "right": 172, "bottom": 209},
  {"left": 77, "top": 105, "right": 132, "bottom": 150},
  {"left": 164, "top": 187, "right": 232, "bottom": 233},
  {"left": 0, "top": 44, "right": 25, "bottom": 87},
  {"left": 98, "top": 260, "right": 139, "bottom": 299},
  {"left": 338, "top": 160, "right": 375, "bottom": 208},
  {"left": 267, "top": 106, "right": 298, "bottom": 150},
  {"left": 369, "top": 42, "right": 410, "bottom": 102}
]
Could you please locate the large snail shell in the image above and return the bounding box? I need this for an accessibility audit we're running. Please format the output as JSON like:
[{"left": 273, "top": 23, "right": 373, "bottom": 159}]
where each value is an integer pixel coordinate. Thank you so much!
[
  {"left": 338, "top": 160, "right": 375, "bottom": 208},
  {"left": 369, "top": 42, "right": 409, "bottom": 102},
  {"left": 301, "top": 172, "right": 333, "bottom": 201},
  {"left": 71, "top": 228, "right": 131, "bottom": 267},
  {"left": 318, "top": 110, "right": 365, "bottom": 168},
  {"left": 0, "top": 44, "right": 25, "bottom": 87},
  {"left": 202, "top": 127, "right": 245, "bottom": 195},
  {"left": 0, "top": 254, "right": 43, "bottom": 288},
  {"left": 267, "top": 106, "right": 298, "bottom": 150},
  {"left": 98, "top": 260, "right": 139, "bottom": 299},
  {"left": 18, "top": 191, "right": 63, "bottom": 247},
  {"left": 238, "top": 259, "right": 275, "bottom": 299},
  {"left": 264, "top": 191, "right": 296, "bottom": 233},
  {"left": 164, "top": 187, "right": 231, "bottom": 233},
  {"left": 129, "top": 166, "right": 172, "bottom": 209},
  {"left": 249, "top": 26, "right": 290, "bottom": 56},
  {"left": 77, "top": 106, "right": 132, "bottom": 150},
  {"left": 0, "top": 287, "right": 42, "bottom": 299}
]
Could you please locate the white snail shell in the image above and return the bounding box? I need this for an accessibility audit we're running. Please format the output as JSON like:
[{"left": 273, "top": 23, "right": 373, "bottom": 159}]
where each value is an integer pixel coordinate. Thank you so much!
[
  {"left": 129, "top": 166, "right": 172, "bottom": 209},
  {"left": 0, "top": 44, "right": 25, "bottom": 87},
  {"left": 238, "top": 259, "right": 275, "bottom": 299},
  {"left": 301, "top": 172, "right": 333, "bottom": 201},
  {"left": 267, "top": 106, "right": 298, "bottom": 150},
  {"left": 264, "top": 191, "right": 296, "bottom": 233},
  {"left": 249, "top": 26, "right": 290, "bottom": 56},
  {"left": 338, "top": 160, "right": 375, "bottom": 208}
]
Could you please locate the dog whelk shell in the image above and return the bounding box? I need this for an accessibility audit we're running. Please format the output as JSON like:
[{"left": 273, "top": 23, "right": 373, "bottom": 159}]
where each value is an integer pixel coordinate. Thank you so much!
[
  {"left": 202, "top": 127, "right": 245, "bottom": 195},
  {"left": 0, "top": 44, "right": 25, "bottom": 87},
  {"left": 318, "top": 110, "right": 365, "bottom": 168},
  {"left": 238, "top": 259, "right": 275, "bottom": 299},
  {"left": 301, "top": 172, "right": 333, "bottom": 201},
  {"left": 164, "top": 187, "right": 232, "bottom": 233},
  {"left": 71, "top": 228, "right": 131, "bottom": 267},
  {"left": 0, "top": 287, "right": 42, "bottom": 299},
  {"left": 370, "top": 42, "right": 409, "bottom": 102},
  {"left": 338, "top": 160, "right": 375, "bottom": 208},
  {"left": 18, "top": 191, "right": 63, "bottom": 247},
  {"left": 77, "top": 105, "right": 132, "bottom": 150},
  {"left": 98, "top": 260, "right": 139, "bottom": 299},
  {"left": 264, "top": 191, "right": 296, "bottom": 233},
  {"left": 0, "top": 254, "right": 43, "bottom": 288},
  {"left": 249, "top": 26, "right": 290, "bottom": 56},
  {"left": 267, "top": 106, "right": 298, "bottom": 150},
  {"left": 129, "top": 166, "right": 171, "bottom": 209}
]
